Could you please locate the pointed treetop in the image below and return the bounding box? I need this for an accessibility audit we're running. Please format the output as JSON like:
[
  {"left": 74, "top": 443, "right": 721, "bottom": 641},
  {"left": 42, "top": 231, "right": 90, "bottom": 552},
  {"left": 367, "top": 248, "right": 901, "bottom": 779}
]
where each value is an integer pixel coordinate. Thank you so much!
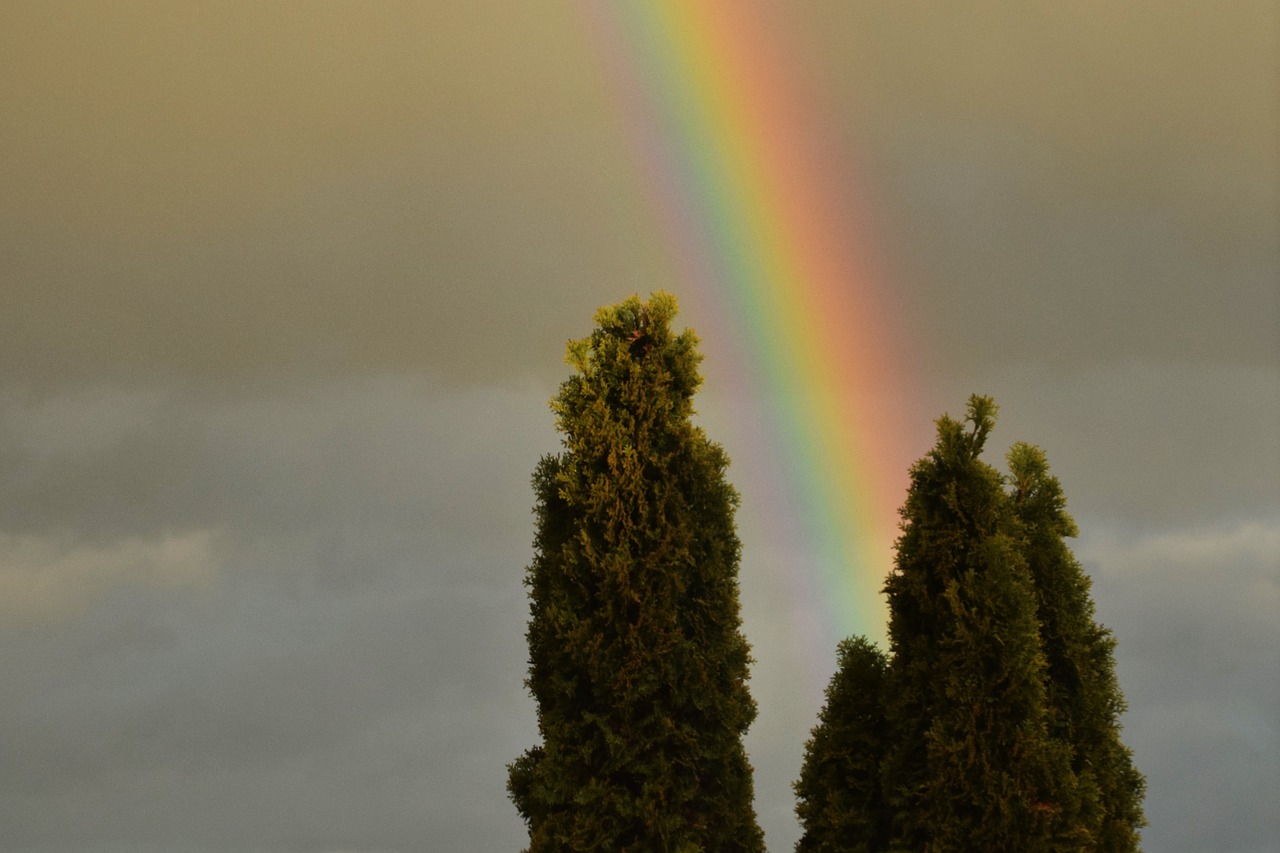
[
  {"left": 931, "top": 393, "right": 998, "bottom": 466},
  {"left": 1008, "top": 441, "right": 1079, "bottom": 538}
]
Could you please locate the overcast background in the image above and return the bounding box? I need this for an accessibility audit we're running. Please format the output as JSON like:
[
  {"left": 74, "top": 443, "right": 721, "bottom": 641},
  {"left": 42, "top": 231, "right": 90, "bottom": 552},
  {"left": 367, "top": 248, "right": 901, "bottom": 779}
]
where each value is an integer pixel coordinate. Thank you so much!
[{"left": 1, "top": 3, "right": 1276, "bottom": 852}]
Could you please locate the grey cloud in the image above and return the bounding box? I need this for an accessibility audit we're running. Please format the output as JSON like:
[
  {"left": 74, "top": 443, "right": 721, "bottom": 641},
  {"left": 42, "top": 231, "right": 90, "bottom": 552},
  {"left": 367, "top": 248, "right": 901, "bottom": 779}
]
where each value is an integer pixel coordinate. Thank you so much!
[
  {"left": 872, "top": 118, "right": 1278, "bottom": 374},
  {"left": 0, "top": 379, "right": 553, "bottom": 852},
  {"left": 2, "top": 582, "right": 533, "bottom": 851},
  {"left": 1079, "top": 521, "right": 1280, "bottom": 853},
  {"left": 0, "top": 378, "right": 557, "bottom": 544},
  {"left": 1, "top": 367, "right": 1275, "bottom": 852},
  {"left": 920, "top": 360, "right": 1280, "bottom": 526}
]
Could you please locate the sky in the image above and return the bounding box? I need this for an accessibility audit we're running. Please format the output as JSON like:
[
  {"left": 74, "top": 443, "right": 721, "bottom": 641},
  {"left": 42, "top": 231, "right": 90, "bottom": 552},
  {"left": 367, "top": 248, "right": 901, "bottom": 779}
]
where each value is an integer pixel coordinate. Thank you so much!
[{"left": 1, "top": 2, "right": 1276, "bottom": 851}]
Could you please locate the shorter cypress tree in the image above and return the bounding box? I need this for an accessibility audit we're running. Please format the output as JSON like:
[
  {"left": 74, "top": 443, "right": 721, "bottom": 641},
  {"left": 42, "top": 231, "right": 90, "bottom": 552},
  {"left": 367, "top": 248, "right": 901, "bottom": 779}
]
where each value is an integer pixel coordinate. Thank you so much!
[{"left": 794, "top": 636, "right": 891, "bottom": 853}]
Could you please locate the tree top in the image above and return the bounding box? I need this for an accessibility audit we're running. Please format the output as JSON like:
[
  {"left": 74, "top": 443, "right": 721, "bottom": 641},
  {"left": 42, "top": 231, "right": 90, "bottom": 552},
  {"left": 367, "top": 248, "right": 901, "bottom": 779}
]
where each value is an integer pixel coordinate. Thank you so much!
[
  {"left": 562, "top": 291, "right": 702, "bottom": 396},
  {"left": 932, "top": 393, "right": 998, "bottom": 465}
]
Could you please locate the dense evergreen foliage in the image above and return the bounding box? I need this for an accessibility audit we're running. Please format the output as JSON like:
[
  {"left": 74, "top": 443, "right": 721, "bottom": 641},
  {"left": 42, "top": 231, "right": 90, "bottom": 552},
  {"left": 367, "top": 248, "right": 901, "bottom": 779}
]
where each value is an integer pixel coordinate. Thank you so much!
[
  {"left": 796, "top": 396, "right": 1144, "bottom": 852},
  {"left": 1008, "top": 443, "right": 1147, "bottom": 851},
  {"left": 509, "top": 293, "right": 764, "bottom": 852},
  {"left": 793, "top": 637, "right": 891, "bottom": 853},
  {"left": 880, "top": 397, "right": 1075, "bottom": 851}
]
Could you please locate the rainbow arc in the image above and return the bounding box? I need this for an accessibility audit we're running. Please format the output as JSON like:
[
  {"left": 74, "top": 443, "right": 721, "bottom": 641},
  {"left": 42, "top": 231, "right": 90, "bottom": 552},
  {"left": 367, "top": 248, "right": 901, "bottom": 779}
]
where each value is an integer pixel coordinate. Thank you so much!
[{"left": 580, "top": 2, "right": 923, "bottom": 649}]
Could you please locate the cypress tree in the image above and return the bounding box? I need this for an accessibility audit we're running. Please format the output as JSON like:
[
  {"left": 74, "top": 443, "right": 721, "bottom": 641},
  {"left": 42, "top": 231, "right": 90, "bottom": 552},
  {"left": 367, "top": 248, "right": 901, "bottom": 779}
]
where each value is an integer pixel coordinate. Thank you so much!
[
  {"left": 794, "top": 397, "right": 1145, "bottom": 851},
  {"left": 794, "top": 636, "right": 891, "bottom": 853},
  {"left": 880, "top": 396, "right": 1075, "bottom": 852},
  {"left": 1008, "top": 443, "right": 1147, "bottom": 851},
  {"left": 508, "top": 293, "right": 764, "bottom": 852}
]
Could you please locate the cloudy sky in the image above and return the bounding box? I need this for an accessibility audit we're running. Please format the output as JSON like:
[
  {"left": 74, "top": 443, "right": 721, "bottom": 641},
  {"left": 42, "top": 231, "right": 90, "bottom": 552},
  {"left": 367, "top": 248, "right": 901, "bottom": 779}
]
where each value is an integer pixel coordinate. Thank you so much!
[{"left": 1, "top": 3, "right": 1276, "bottom": 851}]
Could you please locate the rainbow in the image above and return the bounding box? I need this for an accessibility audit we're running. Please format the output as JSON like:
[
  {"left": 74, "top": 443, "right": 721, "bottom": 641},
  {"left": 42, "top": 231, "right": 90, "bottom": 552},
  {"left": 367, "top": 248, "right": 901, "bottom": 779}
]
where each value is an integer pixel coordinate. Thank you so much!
[{"left": 577, "top": 3, "right": 922, "bottom": 656}]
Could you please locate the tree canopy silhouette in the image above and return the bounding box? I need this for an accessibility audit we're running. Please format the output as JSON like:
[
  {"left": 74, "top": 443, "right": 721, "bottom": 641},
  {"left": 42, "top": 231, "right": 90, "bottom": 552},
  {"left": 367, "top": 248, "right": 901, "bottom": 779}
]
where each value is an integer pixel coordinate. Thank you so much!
[
  {"left": 796, "top": 396, "right": 1145, "bottom": 852},
  {"left": 509, "top": 292, "right": 764, "bottom": 852}
]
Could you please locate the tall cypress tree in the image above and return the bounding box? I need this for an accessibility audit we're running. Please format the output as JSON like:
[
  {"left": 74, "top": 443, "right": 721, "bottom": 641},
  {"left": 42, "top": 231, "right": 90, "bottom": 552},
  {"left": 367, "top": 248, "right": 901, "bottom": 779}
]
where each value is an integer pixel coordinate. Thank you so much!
[
  {"left": 794, "top": 636, "right": 891, "bottom": 853},
  {"left": 1008, "top": 442, "right": 1147, "bottom": 851},
  {"left": 508, "top": 293, "right": 764, "bottom": 852},
  {"left": 880, "top": 396, "right": 1075, "bottom": 852}
]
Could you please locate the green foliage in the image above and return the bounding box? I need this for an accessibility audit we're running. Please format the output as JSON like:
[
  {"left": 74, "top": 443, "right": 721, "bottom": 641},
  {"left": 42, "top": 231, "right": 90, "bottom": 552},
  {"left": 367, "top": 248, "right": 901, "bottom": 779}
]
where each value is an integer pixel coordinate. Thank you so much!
[
  {"left": 1008, "top": 443, "right": 1147, "bottom": 851},
  {"left": 798, "top": 395, "right": 1145, "bottom": 852},
  {"left": 881, "top": 396, "right": 1071, "bottom": 852},
  {"left": 509, "top": 293, "right": 764, "bottom": 852},
  {"left": 794, "top": 637, "right": 891, "bottom": 853}
]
